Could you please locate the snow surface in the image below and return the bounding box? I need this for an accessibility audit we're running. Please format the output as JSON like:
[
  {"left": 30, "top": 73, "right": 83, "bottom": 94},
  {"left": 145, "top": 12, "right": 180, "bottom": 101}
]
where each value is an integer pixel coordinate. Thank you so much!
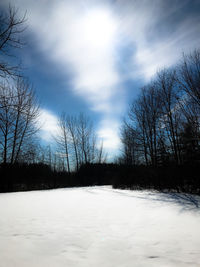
[{"left": 0, "top": 186, "right": 200, "bottom": 267}]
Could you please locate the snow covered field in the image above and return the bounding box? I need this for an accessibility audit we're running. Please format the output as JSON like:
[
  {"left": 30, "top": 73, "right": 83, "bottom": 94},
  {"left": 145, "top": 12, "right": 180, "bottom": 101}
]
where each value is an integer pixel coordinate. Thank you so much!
[{"left": 0, "top": 186, "right": 200, "bottom": 267}]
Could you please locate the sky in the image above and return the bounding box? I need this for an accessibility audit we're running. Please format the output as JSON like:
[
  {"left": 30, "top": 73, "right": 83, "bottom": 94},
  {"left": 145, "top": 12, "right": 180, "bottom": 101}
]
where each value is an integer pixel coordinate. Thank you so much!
[{"left": 1, "top": 0, "right": 200, "bottom": 157}]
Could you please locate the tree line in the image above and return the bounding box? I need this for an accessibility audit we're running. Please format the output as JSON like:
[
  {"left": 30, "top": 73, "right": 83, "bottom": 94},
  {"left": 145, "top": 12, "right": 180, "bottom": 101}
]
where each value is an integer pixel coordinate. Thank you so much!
[
  {"left": 0, "top": 6, "right": 107, "bottom": 192},
  {"left": 116, "top": 50, "right": 200, "bottom": 193},
  {"left": 121, "top": 50, "right": 200, "bottom": 166}
]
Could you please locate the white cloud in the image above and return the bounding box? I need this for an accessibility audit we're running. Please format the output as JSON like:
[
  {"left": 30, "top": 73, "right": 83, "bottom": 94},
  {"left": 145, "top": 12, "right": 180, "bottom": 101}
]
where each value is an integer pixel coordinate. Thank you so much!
[
  {"left": 38, "top": 109, "right": 59, "bottom": 142},
  {"left": 97, "top": 118, "right": 121, "bottom": 152},
  {"left": 15, "top": 0, "right": 123, "bottom": 151},
  {"left": 25, "top": 1, "right": 121, "bottom": 114},
  {"left": 0, "top": 0, "right": 122, "bottom": 152}
]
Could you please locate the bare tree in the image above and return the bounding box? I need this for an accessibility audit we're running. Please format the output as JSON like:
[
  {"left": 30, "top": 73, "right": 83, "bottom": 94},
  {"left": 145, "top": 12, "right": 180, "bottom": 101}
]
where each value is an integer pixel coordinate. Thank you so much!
[
  {"left": 11, "top": 78, "right": 40, "bottom": 163},
  {"left": 76, "top": 113, "right": 97, "bottom": 165},
  {"left": 157, "top": 69, "right": 183, "bottom": 164},
  {"left": 177, "top": 50, "right": 200, "bottom": 108},
  {"left": 141, "top": 84, "right": 162, "bottom": 166},
  {"left": 120, "top": 121, "right": 139, "bottom": 165},
  {"left": 128, "top": 97, "right": 149, "bottom": 165},
  {"left": 66, "top": 115, "right": 79, "bottom": 170},
  {"left": 54, "top": 112, "right": 71, "bottom": 173},
  {"left": 96, "top": 140, "right": 107, "bottom": 164},
  {"left": 0, "top": 77, "right": 40, "bottom": 163},
  {"left": 55, "top": 112, "right": 106, "bottom": 170},
  {"left": 0, "top": 5, "right": 26, "bottom": 77},
  {"left": 127, "top": 82, "right": 162, "bottom": 166},
  {"left": 120, "top": 49, "right": 200, "bottom": 167},
  {"left": 0, "top": 82, "right": 15, "bottom": 163}
]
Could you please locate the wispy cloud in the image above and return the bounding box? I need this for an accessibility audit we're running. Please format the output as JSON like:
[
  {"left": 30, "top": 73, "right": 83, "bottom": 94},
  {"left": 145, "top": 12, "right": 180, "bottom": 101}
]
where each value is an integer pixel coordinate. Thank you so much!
[{"left": 116, "top": 0, "right": 200, "bottom": 80}]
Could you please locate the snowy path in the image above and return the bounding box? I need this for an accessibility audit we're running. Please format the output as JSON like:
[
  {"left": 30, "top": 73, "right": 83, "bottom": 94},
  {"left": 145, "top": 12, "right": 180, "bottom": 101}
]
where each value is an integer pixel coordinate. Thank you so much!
[{"left": 0, "top": 186, "right": 200, "bottom": 267}]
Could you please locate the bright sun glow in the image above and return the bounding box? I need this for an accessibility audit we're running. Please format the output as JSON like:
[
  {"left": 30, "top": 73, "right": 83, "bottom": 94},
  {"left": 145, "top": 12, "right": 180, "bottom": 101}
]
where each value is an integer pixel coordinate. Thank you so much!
[{"left": 81, "top": 8, "right": 117, "bottom": 48}]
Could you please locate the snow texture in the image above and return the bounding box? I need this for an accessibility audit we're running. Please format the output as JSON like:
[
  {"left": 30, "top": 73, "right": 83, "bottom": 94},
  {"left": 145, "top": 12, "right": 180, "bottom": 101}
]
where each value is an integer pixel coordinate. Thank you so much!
[{"left": 0, "top": 186, "right": 200, "bottom": 267}]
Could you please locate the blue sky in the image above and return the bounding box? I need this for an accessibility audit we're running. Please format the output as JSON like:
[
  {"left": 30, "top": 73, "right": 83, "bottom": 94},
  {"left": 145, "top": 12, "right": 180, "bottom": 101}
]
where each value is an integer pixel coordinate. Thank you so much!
[{"left": 1, "top": 0, "right": 200, "bottom": 157}]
